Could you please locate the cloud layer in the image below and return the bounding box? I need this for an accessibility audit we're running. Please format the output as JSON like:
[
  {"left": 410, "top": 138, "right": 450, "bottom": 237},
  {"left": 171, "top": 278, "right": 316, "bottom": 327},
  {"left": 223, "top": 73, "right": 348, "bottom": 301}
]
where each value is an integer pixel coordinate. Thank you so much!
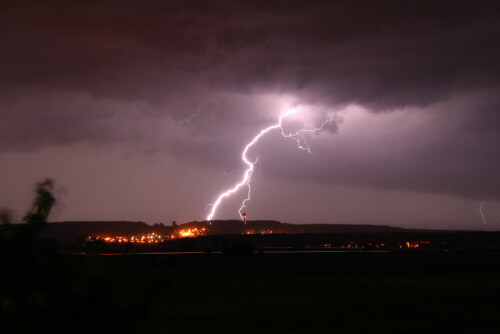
[{"left": 1, "top": 1, "right": 500, "bottom": 226}]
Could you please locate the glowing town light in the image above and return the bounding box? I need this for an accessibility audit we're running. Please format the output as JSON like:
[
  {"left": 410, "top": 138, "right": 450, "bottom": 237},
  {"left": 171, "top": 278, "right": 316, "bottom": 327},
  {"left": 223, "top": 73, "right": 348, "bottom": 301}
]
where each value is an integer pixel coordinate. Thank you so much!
[{"left": 206, "top": 108, "right": 333, "bottom": 221}]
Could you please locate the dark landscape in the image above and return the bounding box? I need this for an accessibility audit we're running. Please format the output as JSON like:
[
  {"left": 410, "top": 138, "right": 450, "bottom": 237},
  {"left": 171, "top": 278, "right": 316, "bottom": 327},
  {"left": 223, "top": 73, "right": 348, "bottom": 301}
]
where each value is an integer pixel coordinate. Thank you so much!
[
  {"left": 2, "top": 215, "right": 500, "bottom": 333},
  {"left": 40, "top": 219, "right": 500, "bottom": 253}
]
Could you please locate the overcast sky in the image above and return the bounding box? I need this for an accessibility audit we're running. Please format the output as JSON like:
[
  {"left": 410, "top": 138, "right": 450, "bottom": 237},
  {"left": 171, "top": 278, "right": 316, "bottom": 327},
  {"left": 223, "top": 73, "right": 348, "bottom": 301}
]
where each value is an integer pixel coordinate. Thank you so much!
[{"left": 1, "top": 0, "right": 500, "bottom": 229}]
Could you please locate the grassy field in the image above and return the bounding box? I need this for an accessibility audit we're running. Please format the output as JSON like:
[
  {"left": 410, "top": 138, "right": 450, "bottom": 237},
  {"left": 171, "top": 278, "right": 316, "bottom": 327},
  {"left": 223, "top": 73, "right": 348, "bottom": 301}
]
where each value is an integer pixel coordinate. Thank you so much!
[{"left": 3, "top": 251, "right": 500, "bottom": 333}]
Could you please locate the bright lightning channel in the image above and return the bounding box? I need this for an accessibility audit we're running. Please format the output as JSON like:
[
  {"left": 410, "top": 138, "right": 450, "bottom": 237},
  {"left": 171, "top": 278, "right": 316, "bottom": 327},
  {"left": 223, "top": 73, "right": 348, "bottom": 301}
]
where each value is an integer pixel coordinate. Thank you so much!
[{"left": 206, "top": 109, "right": 333, "bottom": 221}]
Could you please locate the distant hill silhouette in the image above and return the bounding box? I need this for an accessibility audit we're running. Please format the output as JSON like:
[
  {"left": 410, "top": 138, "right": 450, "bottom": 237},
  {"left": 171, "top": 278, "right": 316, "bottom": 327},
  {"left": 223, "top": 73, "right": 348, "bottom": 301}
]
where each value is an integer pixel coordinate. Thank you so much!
[
  {"left": 40, "top": 221, "right": 154, "bottom": 242},
  {"left": 39, "top": 220, "right": 411, "bottom": 242},
  {"left": 248, "top": 220, "right": 408, "bottom": 233},
  {"left": 182, "top": 220, "right": 408, "bottom": 234}
]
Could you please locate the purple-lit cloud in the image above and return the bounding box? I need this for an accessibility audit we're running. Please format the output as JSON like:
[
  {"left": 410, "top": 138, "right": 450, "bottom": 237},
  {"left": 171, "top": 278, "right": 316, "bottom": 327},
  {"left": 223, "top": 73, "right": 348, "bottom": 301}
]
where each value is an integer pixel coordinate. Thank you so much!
[{"left": 1, "top": 1, "right": 500, "bottom": 229}]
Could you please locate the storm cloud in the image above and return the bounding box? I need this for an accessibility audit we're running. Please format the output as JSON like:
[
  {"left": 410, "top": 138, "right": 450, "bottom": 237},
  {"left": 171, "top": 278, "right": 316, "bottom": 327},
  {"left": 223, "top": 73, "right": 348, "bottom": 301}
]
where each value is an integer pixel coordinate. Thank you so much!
[{"left": 1, "top": 0, "right": 500, "bottom": 227}]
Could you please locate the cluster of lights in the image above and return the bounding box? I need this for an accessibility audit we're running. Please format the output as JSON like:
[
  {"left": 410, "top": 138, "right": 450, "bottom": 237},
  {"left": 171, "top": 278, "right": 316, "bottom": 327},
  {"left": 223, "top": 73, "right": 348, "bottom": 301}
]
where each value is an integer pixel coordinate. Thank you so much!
[
  {"left": 241, "top": 230, "right": 274, "bottom": 235},
  {"left": 178, "top": 227, "right": 206, "bottom": 237},
  {"left": 87, "top": 228, "right": 209, "bottom": 244},
  {"left": 402, "top": 241, "right": 429, "bottom": 249},
  {"left": 88, "top": 232, "right": 168, "bottom": 244},
  {"left": 318, "top": 241, "right": 431, "bottom": 249},
  {"left": 320, "top": 243, "right": 361, "bottom": 249},
  {"left": 87, "top": 236, "right": 131, "bottom": 243},
  {"left": 341, "top": 243, "right": 360, "bottom": 249},
  {"left": 130, "top": 232, "right": 164, "bottom": 244}
]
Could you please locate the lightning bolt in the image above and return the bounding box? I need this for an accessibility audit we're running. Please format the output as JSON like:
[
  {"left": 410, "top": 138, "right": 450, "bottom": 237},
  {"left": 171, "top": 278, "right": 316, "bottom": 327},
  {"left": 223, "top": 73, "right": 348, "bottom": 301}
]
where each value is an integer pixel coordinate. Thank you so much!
[
  {"left": 206, "top": 109, "right": 333, "bottom": 221},
  {"left": 479, "top": 200, "right": 487, "bottom": 224},
  {"left": 281, "top": 118, "right": 333, "bottom": 154},
  {"left": 182, "top": 99, "right": 219, "bottom": 123}
]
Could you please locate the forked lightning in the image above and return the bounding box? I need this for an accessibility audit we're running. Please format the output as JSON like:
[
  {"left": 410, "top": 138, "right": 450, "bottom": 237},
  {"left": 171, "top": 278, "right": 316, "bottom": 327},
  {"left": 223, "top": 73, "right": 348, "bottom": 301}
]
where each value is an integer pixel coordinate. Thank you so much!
[{"left": 206, "top": 109, "right": 333, "bottom": 221}]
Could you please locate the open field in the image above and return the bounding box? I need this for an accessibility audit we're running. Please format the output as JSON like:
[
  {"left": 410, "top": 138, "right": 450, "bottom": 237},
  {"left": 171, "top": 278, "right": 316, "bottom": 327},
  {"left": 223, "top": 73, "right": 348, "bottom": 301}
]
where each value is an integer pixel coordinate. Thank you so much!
[{"left": 3, "top": 250, "right": 500, "bottom": 333}]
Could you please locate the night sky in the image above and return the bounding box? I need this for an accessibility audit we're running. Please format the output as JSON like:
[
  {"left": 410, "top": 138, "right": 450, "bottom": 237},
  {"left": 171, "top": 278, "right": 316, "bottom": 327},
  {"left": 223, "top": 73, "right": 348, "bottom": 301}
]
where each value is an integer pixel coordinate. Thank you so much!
[{"left": 1, "top": 1, "right": 500, "bottom": 229}]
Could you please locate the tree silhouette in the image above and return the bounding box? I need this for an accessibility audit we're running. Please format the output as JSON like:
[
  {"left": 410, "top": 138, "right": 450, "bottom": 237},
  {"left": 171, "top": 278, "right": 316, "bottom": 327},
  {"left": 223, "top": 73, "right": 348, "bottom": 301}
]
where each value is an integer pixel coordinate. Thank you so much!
[
  {"left": 0, "top": 207, "right": 13, "bottom": 225},
  {"left": 22, "top": 178, "right": 56, "bottom": 231}
]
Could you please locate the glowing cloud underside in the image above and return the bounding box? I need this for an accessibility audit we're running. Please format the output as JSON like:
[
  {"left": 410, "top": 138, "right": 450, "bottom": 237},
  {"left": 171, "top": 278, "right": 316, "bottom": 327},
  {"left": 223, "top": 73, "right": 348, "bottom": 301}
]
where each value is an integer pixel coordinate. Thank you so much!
[{"left": 206, "top": 109, "right": 333, "bottom": 221}]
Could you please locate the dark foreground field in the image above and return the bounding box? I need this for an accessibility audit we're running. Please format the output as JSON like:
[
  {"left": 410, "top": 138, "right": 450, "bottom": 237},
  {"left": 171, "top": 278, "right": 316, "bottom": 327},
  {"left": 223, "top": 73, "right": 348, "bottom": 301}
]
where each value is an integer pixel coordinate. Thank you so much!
[{"left": 2, "top": 250, "right": 500, "bottom": 333}]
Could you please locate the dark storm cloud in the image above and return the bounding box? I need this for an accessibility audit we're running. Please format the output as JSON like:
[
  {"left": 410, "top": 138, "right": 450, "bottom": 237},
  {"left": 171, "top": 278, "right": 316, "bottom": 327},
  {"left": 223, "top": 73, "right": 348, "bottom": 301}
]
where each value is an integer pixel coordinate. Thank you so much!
[
  {"left": 1, "top": 0, "right": 500, "bottom": 201},
  {"left": 2, "top": 0, "right": 499, "bottom": 103}
]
